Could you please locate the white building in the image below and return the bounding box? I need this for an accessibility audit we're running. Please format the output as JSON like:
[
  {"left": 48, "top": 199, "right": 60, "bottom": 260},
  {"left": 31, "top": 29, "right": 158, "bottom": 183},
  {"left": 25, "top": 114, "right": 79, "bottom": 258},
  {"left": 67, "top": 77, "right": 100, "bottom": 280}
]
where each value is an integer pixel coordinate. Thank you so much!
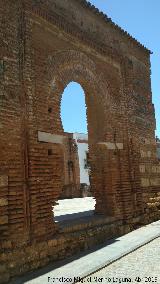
[{"left": 73, "top": 133, "right": 90, "bottom": 185}]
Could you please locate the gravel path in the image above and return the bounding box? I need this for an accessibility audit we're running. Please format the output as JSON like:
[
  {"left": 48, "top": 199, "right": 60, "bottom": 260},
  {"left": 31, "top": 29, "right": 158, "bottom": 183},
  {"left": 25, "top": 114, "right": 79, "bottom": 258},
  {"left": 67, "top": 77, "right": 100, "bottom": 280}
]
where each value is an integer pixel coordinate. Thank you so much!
[
  {"left": 54, "top": 197, "right": 95, "bottom": 216},
  {"left": 54, "top": 197, "right": 95, "bottom": 221},
  {"left": 84, "top": 237, "right": 160, "bottom": 284}
]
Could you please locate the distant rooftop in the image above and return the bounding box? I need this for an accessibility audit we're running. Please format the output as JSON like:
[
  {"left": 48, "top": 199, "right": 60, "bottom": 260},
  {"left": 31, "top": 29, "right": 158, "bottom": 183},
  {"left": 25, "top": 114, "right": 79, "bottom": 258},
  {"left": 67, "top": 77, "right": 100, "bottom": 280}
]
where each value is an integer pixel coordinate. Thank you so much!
[{"left": 73, "top": 133, "right": 88, "bottom": 141}]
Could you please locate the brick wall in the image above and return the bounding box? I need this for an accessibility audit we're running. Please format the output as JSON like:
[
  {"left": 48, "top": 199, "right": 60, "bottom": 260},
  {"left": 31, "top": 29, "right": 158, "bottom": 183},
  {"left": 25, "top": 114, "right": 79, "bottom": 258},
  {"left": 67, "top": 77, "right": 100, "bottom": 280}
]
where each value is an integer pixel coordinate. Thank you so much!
[
  {"left": 157, "top": 141, "right": 160, "bottom": 160},
  {"left": 60, "top": 133, "right": 81, "bottom": 199},
  {"left": 0, "top": 0, "right": 160, "bottom": 282}
]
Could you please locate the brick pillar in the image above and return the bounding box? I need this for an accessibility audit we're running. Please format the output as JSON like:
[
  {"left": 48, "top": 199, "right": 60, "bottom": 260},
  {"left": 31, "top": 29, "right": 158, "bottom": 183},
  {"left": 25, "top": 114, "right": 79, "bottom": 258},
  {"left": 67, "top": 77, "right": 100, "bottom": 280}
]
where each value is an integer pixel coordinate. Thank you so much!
[
  {"left": 94, "top": 143, "right": 124, "bottom": 217},
  {"left": 119, "top": 57, "right": 144, "bottom": 222},
  {"left": 0, "top": 1, "right": 32, "bottom": 247}
]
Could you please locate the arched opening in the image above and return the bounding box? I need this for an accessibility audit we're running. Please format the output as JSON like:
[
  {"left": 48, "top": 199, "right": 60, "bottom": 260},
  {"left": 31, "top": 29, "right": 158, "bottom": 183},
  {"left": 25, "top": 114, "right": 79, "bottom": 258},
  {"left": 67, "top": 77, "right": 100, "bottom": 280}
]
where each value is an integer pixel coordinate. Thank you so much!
[
  {"left": 54, "top": 82, "right": 95, "bottom": 222},
  {"left": 61, "top": 82, "right": 88, "bottom": 134}
]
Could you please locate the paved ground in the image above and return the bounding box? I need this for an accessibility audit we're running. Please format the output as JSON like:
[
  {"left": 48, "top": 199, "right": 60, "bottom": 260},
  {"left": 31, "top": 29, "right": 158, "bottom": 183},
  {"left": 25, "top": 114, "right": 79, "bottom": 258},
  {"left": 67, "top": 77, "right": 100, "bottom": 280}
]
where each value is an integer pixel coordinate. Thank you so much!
[
  {"left": 54, "top": 197, "right": 95, "bottom": 222},
  {"left": 87, "top": 237, "right": 160, "bottom": 284},
  {"left": 10, "top": 220, "right": 160, "bottom": 284}
]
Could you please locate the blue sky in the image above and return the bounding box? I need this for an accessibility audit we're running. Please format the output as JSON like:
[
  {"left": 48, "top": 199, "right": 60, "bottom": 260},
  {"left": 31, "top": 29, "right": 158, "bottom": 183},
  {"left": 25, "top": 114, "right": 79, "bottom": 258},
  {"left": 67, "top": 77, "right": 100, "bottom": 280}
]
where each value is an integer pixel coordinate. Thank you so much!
[
  {"left": 61, "top": 0, "right": 160, "bottom": 137},
  {"left": 61, "top": 82, "right": 87, "bottom": 133}
]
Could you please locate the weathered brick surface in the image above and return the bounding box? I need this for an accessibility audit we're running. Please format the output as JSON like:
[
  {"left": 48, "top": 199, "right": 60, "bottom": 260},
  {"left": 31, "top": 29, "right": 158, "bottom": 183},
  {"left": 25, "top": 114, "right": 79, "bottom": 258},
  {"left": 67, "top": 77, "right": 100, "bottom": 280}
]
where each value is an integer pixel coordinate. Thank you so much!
[
  {"left": 59, "top": 133, "right": 81, "bottom": 199},
  {"left": 0, "top": 0, "right": 160, "bottom": 282}
]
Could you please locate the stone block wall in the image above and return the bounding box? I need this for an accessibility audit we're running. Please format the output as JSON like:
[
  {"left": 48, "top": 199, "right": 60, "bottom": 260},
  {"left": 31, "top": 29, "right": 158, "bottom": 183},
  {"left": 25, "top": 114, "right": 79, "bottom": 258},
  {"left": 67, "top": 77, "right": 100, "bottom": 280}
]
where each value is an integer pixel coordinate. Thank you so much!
[{"left": 0, "top": 0, "right": 160, "bottom": 282}]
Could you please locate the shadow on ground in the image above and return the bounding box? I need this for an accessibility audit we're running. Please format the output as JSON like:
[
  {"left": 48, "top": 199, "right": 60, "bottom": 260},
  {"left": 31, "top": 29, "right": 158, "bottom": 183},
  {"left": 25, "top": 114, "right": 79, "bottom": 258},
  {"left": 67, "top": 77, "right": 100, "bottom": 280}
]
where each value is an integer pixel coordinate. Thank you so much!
[
  {"left": 54, "top": 210, "right": 94, "bottom": 222},
  {"left": 9, "top": 237, "right": 119, "bottom": 284}
]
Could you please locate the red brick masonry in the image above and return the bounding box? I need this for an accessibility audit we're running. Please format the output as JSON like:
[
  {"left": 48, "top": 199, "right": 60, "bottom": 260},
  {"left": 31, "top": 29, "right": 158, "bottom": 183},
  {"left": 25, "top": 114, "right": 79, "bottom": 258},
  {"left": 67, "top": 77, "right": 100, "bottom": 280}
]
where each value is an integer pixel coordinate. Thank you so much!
[{"left": 0, "top": 0, "right": 160, "bottom": 282}]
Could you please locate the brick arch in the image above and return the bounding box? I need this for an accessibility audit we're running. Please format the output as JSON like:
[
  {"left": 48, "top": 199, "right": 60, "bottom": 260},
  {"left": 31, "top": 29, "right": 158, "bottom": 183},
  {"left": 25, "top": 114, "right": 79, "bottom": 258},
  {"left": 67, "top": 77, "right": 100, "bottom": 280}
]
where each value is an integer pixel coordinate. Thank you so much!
[
  {"left": 47, "top": 50, "right": 113, "bottom": 141},
  {"left": 46, "top": 50, "right": 117, "bottom": 216},
  {"left": 47, "top": 50, "right": 111, "bottom": 101},
  {"left": 1, "top": 1, "right": 158, "bottom": 279}
]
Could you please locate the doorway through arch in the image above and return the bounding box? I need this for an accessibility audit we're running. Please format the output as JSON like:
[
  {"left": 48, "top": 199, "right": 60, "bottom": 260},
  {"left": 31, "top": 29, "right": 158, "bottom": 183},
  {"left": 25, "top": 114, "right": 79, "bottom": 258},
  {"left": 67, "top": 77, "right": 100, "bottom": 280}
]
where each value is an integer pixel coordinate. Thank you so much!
[{"left": 54, "top": 81, "right": 95, "bottom": 222}]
